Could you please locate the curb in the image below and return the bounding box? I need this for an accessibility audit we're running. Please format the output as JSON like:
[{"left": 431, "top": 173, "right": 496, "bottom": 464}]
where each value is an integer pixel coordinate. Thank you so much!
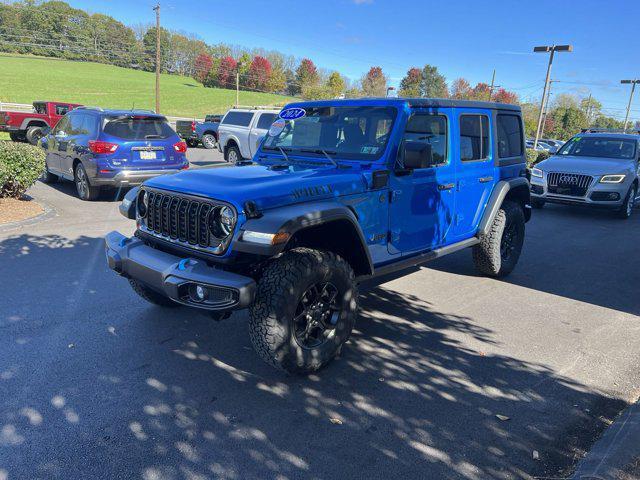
[
  {"left": 0, "top": 198, "right": 56, "bottom": 233},
  {"left": 571, "top": 399, "right": 640, "bottom": 479}
]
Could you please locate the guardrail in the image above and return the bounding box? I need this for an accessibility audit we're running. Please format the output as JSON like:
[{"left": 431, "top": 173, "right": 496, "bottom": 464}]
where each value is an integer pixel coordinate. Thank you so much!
[{"left": 0, "top": 102, "right": 195, "bottom": 127}]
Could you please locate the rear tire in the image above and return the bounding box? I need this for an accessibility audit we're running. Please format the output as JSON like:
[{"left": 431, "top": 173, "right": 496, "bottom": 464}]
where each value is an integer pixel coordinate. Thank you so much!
[
  {"left": 473, "top": 200, "right": 525, "bottom": 278},
  {"left": 224, "top": 145, "right": 241, "bottom": 163},
  {"left": 617, "top": 184, "right": 636, "bottom": 219},
  {"left": 202, "top": 134, "right": 217, "bottom": 149},
  {"left": 26, "top": 126, "right": 44, "bottom": 145},
  {"left": 129, "top": 280, "right": 179, "bottom": 307},
  {"left": 249, "top": 248, "right": 358, "bottom": 374},
  {"left": 9, "top": 132, "right": 26, "bottom": 142},
  {"left": 74, "top": 163, "right": 101, "bottom": 201}
]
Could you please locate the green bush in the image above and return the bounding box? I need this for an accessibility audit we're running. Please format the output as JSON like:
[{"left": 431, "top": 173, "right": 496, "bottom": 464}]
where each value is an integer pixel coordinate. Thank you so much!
[
  {"left": 0, "top": 141, "right": 46, "bottom": 198},
  {"left": 526, "top": 148, "right": 551, "bottom": 167}
]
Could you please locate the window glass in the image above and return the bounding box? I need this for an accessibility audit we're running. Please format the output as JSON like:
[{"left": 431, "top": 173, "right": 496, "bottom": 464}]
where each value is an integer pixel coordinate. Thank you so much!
[
  {"left": 102, "top": 116, "right": 175, "bottom": 140},
  {"left": 256, "top": 113, "right": 278, "bottom": 130},
  {"left": 403, "top": 114, "right": 448, "bottom": 166},
  {"left": 55, "top": 105, "right": 70, "bottom": 116},
  {"left": 460, "top": 115, "right": 489, "bottom": 161},
  {"left": 497, "top": 114, "right": 523, "bottom": 158},
  {"left": 34, "top": 103, "right": 47, "bottom": 114},
  {"left": 263, "top": 106, "right": 397, "bottom": 160},
  {"left": 221, "top": 111, "right": 254, "bottom": 127},
  {"left": 557, "top": 136, "right": 637, "bottom": 160},
  {"left": 204, "top": 115, "right": 222, "bottom": 123},
  {"left": 53, "top": 116, "right": 70, "bottom": 135}
]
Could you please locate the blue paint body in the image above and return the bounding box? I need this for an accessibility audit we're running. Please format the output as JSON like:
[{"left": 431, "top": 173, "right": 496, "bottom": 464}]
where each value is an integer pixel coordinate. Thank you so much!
[{"left": 144, "top": 98, "right": 524, "bottom": 266}]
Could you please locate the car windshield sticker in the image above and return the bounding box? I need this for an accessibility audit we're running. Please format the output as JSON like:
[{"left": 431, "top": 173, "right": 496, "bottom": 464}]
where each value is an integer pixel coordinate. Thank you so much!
[
  {"left": 279, "top": 107, "right": 306, "bottom": 120},
  {"left": 360, "top": 146, "right": 379, "bottom": 154},
  {"left": 268, "top": 119, "right": 286, "bottom": 136}
]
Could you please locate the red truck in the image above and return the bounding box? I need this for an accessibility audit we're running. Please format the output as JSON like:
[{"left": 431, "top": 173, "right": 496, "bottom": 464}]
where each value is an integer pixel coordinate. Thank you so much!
[{"left": 0, "top": 101, "right": 82, "bottom": 145}]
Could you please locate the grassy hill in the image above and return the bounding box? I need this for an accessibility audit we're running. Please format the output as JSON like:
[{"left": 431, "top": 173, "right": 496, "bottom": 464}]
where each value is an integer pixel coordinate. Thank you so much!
[{"left": 0, "top": 54, "right": 297, "bottom": 118}]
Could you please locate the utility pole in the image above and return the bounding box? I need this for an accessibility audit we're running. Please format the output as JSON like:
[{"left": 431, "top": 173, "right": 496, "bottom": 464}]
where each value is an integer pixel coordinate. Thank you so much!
[
  {"left": 488, "top": 69, "right": 499, "bottom": 101},
  {"left": 533, "top": 44, "right": 572, "bottom": 149},
  {"left": 153, "top": 3, "right": 160, "bottom": 114},
  {"left": 236, "top": 67, "right": 240, "bottom": 107},
  {"left": 539, "top": 80, "right": 555, "bottom": 140},
  {"left": 621, "top": 79, "right": 639, "bottom": 132}
]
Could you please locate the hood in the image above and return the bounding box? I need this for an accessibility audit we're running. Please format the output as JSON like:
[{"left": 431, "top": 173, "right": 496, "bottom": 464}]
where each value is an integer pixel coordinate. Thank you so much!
[
  {"left": 538, "top": 155, "right": 634, "bottom": 175},
  {"left": 143, "top": 163, "right": 368, "bottom": 212}
]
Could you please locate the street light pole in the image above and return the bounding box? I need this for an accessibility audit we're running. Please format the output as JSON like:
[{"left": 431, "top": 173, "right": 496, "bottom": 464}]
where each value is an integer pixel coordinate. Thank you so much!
[
  {"left": 386, "top": 86, "right": 396, "bottom": 97},
  {"left": 621, "top": 79, "right": 639, "bottom": 132},
  {"left": 236, "top": 62, "right": 242, "bottom": 107},
  {"left": 539, "top": 80, "right": 554, "bottom": 140},
  {"left": 533, "top": 44, "right": 572, "bottom": 149},
  {"left": 153, "top": 3, "right": 160, "bottom": 114}
]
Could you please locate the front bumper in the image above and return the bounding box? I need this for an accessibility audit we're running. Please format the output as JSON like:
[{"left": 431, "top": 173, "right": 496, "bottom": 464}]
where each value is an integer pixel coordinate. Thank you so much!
[
  {"left": 530, "top": 175, "right": 627, "bottom": 208},
  {"left": 93, "top": 169, "right": 184, "bottom": 187},
  {"left": 105, "top": 231, "right": 255, "bottom": 311}
]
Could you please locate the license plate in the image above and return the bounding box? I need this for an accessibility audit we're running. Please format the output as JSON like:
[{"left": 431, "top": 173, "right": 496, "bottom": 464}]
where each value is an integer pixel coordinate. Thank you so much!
[{"left": 139, "top": 151, "right": 156, "bottom": 160}]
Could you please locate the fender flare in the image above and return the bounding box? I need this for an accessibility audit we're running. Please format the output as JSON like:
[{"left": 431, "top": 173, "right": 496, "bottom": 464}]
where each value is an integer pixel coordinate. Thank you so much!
[
  {"left": 19, "top": 118, "right": 48, "bottom": 131},
  {"left": 477, "top": 178, "right": 530, "bottom": 237},
  {"left": 232, "top": 201, "right": 374, "bottom": 274}
]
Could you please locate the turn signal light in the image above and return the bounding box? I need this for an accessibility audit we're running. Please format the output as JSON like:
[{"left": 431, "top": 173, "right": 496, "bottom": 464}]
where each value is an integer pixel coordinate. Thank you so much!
[
  {"left": 173, "top": 141, "right": 188, "bottom": 153},
  {"left": 88, "top": 140, "right": 118, "bottom": 154}
]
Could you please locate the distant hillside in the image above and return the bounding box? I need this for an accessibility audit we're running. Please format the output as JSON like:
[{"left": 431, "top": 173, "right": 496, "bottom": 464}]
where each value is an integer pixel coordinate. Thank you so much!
[{"left": 0, "top": 54, "right": 296, "bottom": 118}]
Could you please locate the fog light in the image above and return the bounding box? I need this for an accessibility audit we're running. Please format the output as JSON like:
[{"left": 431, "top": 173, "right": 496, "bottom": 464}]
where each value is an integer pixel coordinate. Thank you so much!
[{"left": 195, "top": 285, "right": 206, "bottom": 301}]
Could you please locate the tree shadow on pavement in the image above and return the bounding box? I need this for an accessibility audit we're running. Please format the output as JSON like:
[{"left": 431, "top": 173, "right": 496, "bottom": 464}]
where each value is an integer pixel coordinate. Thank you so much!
[{"left": 0, "top": 233, "right": 627, "bottom": 480}]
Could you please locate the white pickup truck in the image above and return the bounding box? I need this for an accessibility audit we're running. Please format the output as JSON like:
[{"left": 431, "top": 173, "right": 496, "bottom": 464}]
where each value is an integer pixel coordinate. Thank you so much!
[{"left": 217, "top": 108, "right": 280, "bottom": 162}]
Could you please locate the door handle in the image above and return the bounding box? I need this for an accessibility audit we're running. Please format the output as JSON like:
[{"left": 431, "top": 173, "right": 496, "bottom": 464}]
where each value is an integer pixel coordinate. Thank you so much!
[
  {"left": 479, "top": 176, "right": 494, "bottom": 183},
  {"left": 438, "top": 183, "right": 455, "bottom": 191}
]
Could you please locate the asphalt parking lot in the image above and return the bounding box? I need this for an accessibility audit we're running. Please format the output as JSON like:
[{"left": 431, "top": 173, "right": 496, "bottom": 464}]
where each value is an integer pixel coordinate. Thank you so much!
[{"left": 1, "top": 148, "right": 639, "bottom": 480}]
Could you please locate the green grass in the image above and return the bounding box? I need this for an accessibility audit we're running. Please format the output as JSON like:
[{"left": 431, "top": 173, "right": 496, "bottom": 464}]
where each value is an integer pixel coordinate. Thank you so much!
[{"left": 0, "top": 53, "right": 297, "bottom": 118}]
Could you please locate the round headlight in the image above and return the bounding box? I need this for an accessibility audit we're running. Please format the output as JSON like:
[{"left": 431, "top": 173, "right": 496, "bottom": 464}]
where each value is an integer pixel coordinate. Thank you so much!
[
  {"left": 208, "top": 205, "right": 236, "bottom": 239},
  {"left": 137, "top": 189, "right": 148, "bottom": 217}
]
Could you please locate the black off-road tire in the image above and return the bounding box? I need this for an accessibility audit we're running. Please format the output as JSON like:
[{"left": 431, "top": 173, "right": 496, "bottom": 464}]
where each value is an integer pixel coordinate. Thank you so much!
[
  {"left": 9, "top": 132, "right": 26, "bottom": 142},
  {"left": 616, "top": 184, "right": 636, "bottom": 219},
  {"left": 224, "top": 144, "right": 241, "bottom": 163},
  {"left": 531, "top": 199, "right": 545, "bottom": 209},
  {"left": 249, "top": 248, "right": 358, "bottom": 374},
  {"left": 26, "top": 126, "right": 44, "bottom": 145},
  {"left": 129, "top": 280, "right": 179, "bottom": 308},
  {"left": 473, "top": 200, "right": 525, "bottom": 278},
  {"left": 74, "top": 163, "right": 101, "bottom": 201}
]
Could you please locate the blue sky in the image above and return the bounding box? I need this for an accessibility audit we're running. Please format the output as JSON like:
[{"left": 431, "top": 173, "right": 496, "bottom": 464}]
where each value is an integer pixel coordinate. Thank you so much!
[{"left": 69, "top": 0, "right": 639, "bottom": 121}]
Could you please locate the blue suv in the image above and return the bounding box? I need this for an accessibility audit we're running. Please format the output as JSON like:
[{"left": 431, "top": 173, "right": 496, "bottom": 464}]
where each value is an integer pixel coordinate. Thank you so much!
[
  {"left": 40, "top": 107, "right": 189, "bottom": 200},
  {"left": 106, "top": 98, "right": 531, "bottom": 373}
]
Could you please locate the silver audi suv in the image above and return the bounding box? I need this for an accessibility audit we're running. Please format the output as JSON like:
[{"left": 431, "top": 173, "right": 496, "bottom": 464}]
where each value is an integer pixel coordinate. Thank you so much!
[{"left": 530, "top": 130, "right": 640, "bottom": 219}]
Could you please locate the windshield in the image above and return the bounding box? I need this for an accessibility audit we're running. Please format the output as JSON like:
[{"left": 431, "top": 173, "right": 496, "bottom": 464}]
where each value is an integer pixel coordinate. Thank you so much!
[
  {"left": 557, "top": 136, "right": 637, "bottom": 159},
  {"left": 102, "top": 116, "right": 175, "bottom": 140},
  {"left": 262, "top": 106, "right": 397, "bottom": 161}
]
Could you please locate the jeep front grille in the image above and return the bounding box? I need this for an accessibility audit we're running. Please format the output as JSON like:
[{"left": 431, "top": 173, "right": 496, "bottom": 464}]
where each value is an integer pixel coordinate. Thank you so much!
[
  {"left": 547, "top": 172, "right": 593, "bottom": 197},
  {"left": 142, "top": 189, "right": 230, "bottom": 253}
]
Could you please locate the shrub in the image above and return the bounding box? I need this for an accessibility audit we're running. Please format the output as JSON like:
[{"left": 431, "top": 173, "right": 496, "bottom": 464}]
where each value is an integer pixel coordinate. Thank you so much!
[
  {"left": 0, "top": 141, "right": 46, "bottom": 198},
  {"left": 526, "top": 148, "right": 551, "bottom": 167}
]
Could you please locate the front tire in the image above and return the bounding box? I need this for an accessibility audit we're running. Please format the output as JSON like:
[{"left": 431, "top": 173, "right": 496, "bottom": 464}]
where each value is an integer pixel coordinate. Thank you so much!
[
  {"left": 224, "top": 145, "right": 241, "bottom": 163},
  {"left": 202, "top": 134, "right": 217, "bottom": 149},
  {"left": 26, "top": 126, "right": 44, "bottom": 145},
  {"left": 617, "top": 184, "right": 636, "bottom": 219},
  {"left": 249, "top": 248, "right": 358, "bottom": 374},
  {"left": 74, "top": 163, "right": 101, "bottom": 201},
  {"left": 9, "top": 132, "right": 26, "bottom": 142},
  {"left": 129, "top": 280, "right": 179, "bottom": 307},
  {"left": 473, "top": 200, "right": 525, "bottom": 278}
]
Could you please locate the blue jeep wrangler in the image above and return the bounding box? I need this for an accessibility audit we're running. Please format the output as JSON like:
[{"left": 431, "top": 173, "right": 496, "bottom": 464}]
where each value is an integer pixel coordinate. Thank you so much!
[{"left": 106, "top": 98, "right": 531, "bottom": 373}]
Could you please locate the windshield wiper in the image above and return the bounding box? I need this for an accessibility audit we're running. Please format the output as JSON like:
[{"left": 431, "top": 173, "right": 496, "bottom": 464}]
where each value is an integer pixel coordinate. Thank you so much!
[
  {"left": 300, "top": 149, "right": 338, "bottom": 167},
  {"left": 277, "top": 146, "right": 292, "bottom": 164}
]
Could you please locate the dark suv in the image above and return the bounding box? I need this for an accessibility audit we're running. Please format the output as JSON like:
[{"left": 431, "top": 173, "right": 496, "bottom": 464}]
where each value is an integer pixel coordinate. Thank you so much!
[{"left": 40, "top": 107, "right": 189, "bottom": 200}]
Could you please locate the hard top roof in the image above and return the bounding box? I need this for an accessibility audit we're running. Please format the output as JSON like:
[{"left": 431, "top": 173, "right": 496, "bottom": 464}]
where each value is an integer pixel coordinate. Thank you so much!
[{"left": 285, "top": 97, "right": 521, "bottom": 111}]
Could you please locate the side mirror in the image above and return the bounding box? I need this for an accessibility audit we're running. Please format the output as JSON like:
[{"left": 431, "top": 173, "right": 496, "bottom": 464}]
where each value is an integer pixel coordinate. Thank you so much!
[{"left": 401, "top": 142, "right": 436, "bottom": 170}]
